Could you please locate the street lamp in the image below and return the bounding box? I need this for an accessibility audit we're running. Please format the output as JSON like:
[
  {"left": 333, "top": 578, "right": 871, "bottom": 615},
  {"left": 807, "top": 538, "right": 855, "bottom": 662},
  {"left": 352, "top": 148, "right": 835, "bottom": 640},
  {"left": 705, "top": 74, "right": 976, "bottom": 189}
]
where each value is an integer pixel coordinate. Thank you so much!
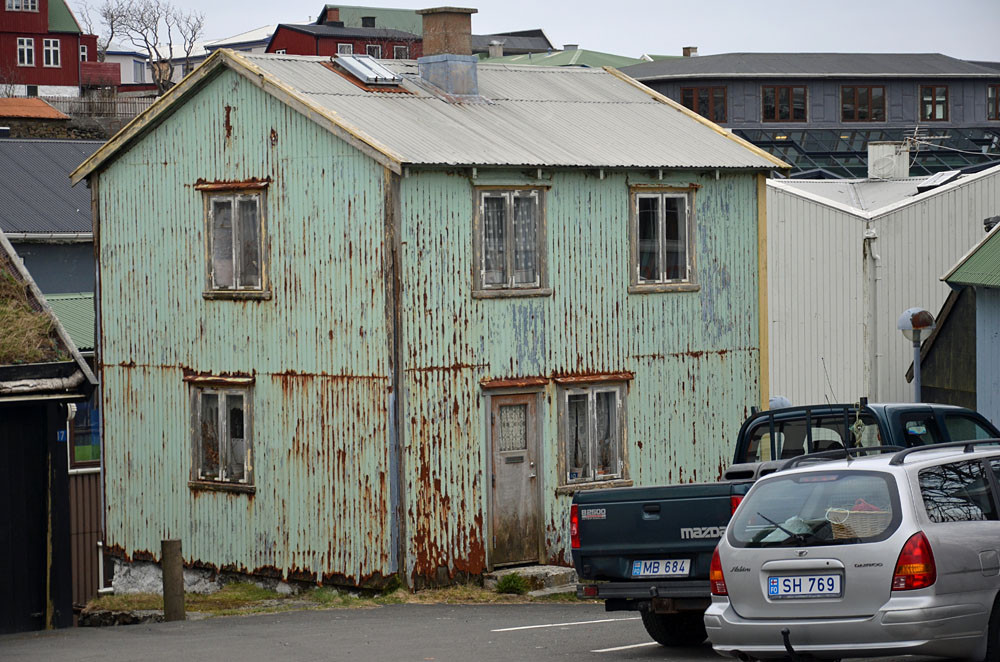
[{"left": 897, "top": 307, "right": 936, "bottom": 402}]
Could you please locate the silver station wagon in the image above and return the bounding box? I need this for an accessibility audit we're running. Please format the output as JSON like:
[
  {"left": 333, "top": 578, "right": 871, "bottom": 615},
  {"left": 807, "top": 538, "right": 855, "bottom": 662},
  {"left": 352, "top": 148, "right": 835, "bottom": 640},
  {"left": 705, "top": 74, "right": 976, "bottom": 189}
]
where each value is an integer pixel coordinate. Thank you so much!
[{"left": 705, "top": 441, "right": 1000, "bottom": 661}]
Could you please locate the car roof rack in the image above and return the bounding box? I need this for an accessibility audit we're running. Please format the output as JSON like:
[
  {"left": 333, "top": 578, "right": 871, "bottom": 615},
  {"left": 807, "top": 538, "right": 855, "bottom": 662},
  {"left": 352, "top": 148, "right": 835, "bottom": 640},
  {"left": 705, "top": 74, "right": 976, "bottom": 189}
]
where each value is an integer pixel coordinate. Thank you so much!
[
  {"left": 780, "top": 445, "right": 904, "bottom": 471},
  {"left": 888, "top": 439, "right": 1000, "bottom": 466}
]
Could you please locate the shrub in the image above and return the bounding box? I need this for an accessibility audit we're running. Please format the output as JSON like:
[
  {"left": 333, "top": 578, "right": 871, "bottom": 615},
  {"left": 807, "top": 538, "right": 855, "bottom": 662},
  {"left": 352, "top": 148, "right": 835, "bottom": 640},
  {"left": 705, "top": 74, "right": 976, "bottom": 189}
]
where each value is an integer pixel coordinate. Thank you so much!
[{"left": 495, "top": 573, "right": 529, "bottom": 595}]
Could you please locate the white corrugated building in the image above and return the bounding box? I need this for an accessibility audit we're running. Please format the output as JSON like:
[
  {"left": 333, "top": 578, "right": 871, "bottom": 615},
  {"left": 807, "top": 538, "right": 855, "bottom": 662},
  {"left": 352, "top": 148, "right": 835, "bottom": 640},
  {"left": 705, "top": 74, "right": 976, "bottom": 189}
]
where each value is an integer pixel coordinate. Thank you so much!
[{"left": 766, "top": 144, "right": 1000, "bottom": 405}]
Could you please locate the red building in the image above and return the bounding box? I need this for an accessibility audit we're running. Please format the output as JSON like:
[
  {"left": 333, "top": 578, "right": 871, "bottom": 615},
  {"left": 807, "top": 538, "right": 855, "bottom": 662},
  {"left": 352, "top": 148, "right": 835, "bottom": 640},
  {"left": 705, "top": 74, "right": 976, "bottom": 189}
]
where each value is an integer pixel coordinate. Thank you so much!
[
  {"left": 266, "top": 19, "right": 421, "bottom": 60},
  {"left": 1, "top": 0, "right": 103, "bottom": 96}
]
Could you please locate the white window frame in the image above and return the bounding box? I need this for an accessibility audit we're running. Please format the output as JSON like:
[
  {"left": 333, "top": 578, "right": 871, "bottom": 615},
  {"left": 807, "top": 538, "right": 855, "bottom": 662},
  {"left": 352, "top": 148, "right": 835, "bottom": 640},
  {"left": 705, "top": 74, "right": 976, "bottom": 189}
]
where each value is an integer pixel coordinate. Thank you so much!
[
  {"left": 6, "top": 0, "right": 39, "bottom": 11},
  {"left": 17, "top": 37, "right": 34, "bottom": 67},
  {"left": 79, "top": 44, "right": 87, "bottom": 61},
  {"left": 630, "top": 187, "right": 698, "bottom": 292},
  {"left": 274, "top": 49, "right": 286, "bottom": 54},
  {"left": 473, "top": 188, "right": 549, "bottom": 297},
  {"left": 337, "top": 43, "right": 353, "bottom": 55},
  {"left": 559, "top": 383, "right": 626, "bottom": 486},
  {"left": 201, "top": 187, "right": 268, "bottom": 297},
  {"left": 43, "top": 38, "right": 60, "bottom": 68},
  {"left": 393, "top": 45, "right": 409, "bottom": 59},
  {"left": 366, "top": 44, "right": 382, "bottom": 58},
  {"left": 190, "top": 385, "right": 253, "bottom": 488}
]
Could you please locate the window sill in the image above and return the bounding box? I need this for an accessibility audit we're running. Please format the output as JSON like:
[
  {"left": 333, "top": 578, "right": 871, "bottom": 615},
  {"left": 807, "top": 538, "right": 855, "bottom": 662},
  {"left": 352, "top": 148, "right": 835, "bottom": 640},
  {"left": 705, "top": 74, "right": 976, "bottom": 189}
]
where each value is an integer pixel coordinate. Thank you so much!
[
  {"left": 203, "top": 289, "right": 272, "bottom": 301},
  {"left": 188, "top": 480, "right": 256, "bottom": 494},
  {"left": 472, "top": 287, "right": 553, "bottom": 299},
  {"left": 555, "top": 478, "right": 632, "bottom": 496},
  {"left": 629, "top": 283, "right": 699, "bottom": 294}
]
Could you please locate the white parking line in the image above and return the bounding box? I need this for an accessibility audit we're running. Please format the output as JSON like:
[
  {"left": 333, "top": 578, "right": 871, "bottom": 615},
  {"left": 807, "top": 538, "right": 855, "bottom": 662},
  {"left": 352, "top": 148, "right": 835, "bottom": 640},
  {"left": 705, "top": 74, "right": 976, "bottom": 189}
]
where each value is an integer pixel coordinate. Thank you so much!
[
  {"left": 491, "top": 616, "right": 641, "bottom": 632},
  {"left": 591, "top": 642, "right": 659, "bottom": 653}
]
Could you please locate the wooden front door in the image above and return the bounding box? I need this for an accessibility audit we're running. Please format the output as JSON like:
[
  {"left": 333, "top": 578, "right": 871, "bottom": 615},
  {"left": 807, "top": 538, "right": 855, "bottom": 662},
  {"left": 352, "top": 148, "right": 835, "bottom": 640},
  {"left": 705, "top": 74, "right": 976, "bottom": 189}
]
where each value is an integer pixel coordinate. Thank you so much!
[{"left": 490, "top": 393, "right": 540, "bottom": 566}]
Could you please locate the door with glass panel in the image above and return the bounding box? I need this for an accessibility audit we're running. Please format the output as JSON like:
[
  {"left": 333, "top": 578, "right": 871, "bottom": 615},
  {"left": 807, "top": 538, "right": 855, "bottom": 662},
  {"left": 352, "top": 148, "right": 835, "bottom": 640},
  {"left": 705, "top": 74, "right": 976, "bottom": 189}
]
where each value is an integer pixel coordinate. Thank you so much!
[{"left": 489, "top": 393, "right": 540, "bottom": 566}]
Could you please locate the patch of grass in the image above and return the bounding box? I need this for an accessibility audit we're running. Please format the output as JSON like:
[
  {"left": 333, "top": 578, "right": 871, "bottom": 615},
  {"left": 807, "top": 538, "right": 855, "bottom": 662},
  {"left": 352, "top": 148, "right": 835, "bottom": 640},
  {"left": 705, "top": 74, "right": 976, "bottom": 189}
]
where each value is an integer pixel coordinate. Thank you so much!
[
  {"left": 495, "top": 573, "right": 529, "bottom": 595},
  {"left": 0, "top": 272, "right": 66, "bottom": 365}
]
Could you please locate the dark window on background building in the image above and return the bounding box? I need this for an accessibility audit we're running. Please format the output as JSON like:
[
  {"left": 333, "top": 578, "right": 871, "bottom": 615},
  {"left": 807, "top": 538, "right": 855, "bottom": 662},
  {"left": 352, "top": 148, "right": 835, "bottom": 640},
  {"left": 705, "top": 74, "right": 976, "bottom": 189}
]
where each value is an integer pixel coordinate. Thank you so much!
[
  {"left": 989, "top": 85, "right": 1000, "bottom": 121},
  {"left": 680, "top": 86, "right": 727, "bottom": 123},
  {"left": 762, "top": 85, "right": 807, "bottom": 121},
  {"left": 71, "top": 396, "right": 100, "bottom": 468},
  {"left": 841, "top": 86, "right": 885, "bottom": 121},
  {"left": 920, "top": 85, "right": 948, "bottom": 121}
]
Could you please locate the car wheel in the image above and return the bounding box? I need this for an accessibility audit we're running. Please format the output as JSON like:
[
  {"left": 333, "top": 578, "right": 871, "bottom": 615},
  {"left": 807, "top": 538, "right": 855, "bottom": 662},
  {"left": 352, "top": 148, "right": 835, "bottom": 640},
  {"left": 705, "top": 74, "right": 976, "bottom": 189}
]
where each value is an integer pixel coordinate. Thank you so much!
[{"left": 639, "top": 611, "right": 706, "bottom": 647}]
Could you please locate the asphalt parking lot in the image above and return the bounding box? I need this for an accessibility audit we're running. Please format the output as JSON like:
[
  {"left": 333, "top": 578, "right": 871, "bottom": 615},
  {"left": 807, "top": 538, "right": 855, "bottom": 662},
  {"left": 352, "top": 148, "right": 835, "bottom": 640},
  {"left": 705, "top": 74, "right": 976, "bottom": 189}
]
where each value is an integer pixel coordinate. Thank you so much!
[{"left": 0, "top": 602, "right": 948, "bottom": 662}]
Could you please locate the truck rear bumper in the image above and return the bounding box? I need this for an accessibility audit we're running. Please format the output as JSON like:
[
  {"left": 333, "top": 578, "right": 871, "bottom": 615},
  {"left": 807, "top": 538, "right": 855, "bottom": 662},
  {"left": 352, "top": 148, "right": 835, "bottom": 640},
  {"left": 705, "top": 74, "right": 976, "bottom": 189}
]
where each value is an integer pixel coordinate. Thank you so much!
[{"left": 579, "top": 579, "right": 710, "bottom": 600}]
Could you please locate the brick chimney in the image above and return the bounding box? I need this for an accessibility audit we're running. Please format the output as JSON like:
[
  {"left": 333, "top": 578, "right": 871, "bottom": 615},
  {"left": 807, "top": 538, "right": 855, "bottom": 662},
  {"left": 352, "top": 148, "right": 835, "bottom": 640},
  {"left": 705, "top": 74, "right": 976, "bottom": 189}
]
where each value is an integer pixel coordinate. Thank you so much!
[
  {"left": 322, "top": 8, "right": 340, "bottom": 25},
  {"left": 682, "top": 46, "right": 698, "bottom": 57},
  {"left": 416, "top": 7, "right": 479, "bottom": 96}
]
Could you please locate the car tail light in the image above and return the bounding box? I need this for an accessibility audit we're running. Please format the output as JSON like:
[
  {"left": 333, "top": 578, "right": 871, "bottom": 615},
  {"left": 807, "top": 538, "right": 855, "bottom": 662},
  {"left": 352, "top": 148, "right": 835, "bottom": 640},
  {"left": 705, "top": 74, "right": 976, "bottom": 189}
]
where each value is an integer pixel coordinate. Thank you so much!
[
  {"left": 570, "top": 504, "right": 580, "bottom": 549},
  {"left": 581, "top": 584, "right": 598, "bottom": 597},
  {"left": 710, "top": 545, "right": 728, "bottom": 595},
  {"left": 730, "top": 495, "right": 743, "bottom": 515},
  {"left": 892, "top": 531, "right": 936, "bottom": 591}
]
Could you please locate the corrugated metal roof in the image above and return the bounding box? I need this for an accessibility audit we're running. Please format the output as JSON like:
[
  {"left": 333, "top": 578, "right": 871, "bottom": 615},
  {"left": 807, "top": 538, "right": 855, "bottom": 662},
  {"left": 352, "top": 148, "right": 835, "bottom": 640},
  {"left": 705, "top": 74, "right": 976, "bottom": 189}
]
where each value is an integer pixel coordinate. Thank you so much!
[
  {"left": 471, "top": 33, "right": 552, "bottom": 54},
  {"left": 770, "top": 164, "right": 1000, "bottom": 217},
  {"left": 622, "top": 52, "right": 1000, "bottom": 81},
  {"left": 45, "top": 292, "right": 94, "bottom": 352},
  {"left": 943, "top": 222, "right": 1000, "bottom": 288},
  {"left": 479, "top": 48, "right": 642, "bottom": 69},
  {"left": 278, "top": 23, "right": 420, "bottom": 40},
  {"left": 0, "top": 98, "right": 69, "bottom": 120},
  {"left": 0, "top": 139, "right": 99, "bottom": 233},
  {"left": 238, "top": 53, "right": 783, "bottom": 169}
]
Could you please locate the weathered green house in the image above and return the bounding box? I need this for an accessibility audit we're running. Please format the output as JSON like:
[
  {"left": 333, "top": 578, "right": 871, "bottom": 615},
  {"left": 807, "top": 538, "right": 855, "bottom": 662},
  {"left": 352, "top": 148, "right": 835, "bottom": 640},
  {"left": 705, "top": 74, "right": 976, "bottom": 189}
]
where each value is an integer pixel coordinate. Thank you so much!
[{"left": 72, "top": 8, "right": 785, "bottom": 588}]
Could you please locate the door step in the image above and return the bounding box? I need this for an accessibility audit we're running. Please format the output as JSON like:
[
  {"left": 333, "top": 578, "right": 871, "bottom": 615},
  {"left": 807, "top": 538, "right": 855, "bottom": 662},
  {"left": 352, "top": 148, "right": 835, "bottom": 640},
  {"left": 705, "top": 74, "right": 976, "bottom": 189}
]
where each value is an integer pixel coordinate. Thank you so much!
[{"left": 484, "top": 565, "right": 577, "bottom": 594}]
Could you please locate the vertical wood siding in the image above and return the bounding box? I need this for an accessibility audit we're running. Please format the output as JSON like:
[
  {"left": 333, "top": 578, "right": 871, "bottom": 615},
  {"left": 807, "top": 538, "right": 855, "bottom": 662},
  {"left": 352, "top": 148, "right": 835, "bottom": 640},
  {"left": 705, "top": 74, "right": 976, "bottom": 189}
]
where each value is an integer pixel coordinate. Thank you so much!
[
  {"left": 98, "top": 69, "right": 395, "bottom": 584},
  {"left": 399, "top": 169, "right": 761, "bottom": 580},
  {"left": 977, "top": 289, "right": 1000, "bottom": 427},
  {"left": 69, "top": 471, "right": 102, "bottom": 609}
]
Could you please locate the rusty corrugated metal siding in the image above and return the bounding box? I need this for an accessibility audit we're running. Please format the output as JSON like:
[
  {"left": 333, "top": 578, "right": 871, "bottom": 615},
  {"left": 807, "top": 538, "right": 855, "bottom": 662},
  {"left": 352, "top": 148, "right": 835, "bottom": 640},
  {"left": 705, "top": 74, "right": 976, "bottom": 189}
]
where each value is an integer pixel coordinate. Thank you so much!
[
  {"left": 398, "top": 169, "right": 761, "bottom": 580},
  {"left": 98, "top": 68, "right": 396, "bottom": 584}
]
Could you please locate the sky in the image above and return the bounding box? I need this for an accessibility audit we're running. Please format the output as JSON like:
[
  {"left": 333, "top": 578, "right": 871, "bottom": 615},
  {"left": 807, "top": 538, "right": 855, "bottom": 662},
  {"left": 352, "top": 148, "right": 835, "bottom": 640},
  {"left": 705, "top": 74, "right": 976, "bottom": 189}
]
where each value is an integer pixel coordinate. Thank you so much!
[{"left": 78, "top": 0, "right": 1000, "bottom": 62}]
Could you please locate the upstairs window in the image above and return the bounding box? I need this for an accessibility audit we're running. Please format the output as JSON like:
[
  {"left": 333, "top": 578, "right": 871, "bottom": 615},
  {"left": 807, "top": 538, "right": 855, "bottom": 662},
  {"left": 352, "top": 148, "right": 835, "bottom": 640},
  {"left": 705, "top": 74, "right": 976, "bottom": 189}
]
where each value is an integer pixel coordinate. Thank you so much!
[
  {"left": 17, "top": 38, "right": 34, "bottom": 67},
  {"left": 133, "top": 60, "right": 144, "bottom": 82},
  {"left": 366, "top": 44, "right": 382, "bottom": 58},
  {"left": 190, "top": 384, "right": 253, "bottom": 489},
  {"left": 920, "top": 85, "right": 948, "bottom": 121},
  {"left": 338, "top": 43, "right": 353, "bottom": 55},
  {"left": 841, "top": 86, "right": 885, "bottom": 122},
  {"left": 80, "top": 44, "right": 88, "bottom": 62},
  {"left": 762, "top": 85, "right": 807, "bottom": 121},
  {"left": 197, "top": 183, "right": 268, "bottom": 297},
  {"left": 6, "top": 0, "right": 39, "bottom": 10},
  {"left": 393, "top": 45, "right": 409, "bottom": 59},
  {"left": 631, "top": 188, "right": 696, "bottom": 290},
  {"left": 989, "top": 85, "right": 999, "bottom": 121},
  {"left": 43, "top": 39, "right": 60, "bottom": 68},
  {"left": 474, "top": 188, "right": 548, "bottom": 296},
  {"left": 680, "top": 86, "right": 727, "bottom": 123}
]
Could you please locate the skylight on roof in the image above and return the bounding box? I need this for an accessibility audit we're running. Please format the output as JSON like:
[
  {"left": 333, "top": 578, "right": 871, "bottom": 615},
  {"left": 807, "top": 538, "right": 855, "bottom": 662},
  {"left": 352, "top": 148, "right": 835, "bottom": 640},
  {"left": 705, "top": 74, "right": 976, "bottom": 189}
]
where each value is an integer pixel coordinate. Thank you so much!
[{"left": 336, "top": 54, "right": 401, "bottom": 85}]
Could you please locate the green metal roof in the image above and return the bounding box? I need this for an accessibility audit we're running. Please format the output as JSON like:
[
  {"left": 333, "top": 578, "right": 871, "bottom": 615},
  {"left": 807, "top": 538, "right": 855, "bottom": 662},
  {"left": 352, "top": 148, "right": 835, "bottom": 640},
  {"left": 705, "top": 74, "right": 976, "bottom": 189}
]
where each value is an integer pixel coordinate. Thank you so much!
[
  {"left": 944, "top": 225, "right": 1000, "bottom": 288},
  {"left": 320, "top": 5, "right": 422, "bottom": 34},
  {"left": 480, "top": 48, "right": 642, "bottom": 69},
  {"left": 48, "top": 0, "right": 82, "bottom": 34},
  {"left": 46, "top": 292, "right": 94, "bottom": 351}
]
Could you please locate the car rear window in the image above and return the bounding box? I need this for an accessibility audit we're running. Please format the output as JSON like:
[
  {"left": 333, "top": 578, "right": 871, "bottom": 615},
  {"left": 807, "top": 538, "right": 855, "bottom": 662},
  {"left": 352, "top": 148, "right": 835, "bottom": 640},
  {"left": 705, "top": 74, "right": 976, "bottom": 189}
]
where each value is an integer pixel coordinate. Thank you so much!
[
  {"left": 919, "top": 460, "right": 998, "bottom": 523},
  {"left": 730, "top": 470, "right": 899, "bottom": 547},
  {"left": 743, "top": 413, "right": 881, "bottom": 462}
]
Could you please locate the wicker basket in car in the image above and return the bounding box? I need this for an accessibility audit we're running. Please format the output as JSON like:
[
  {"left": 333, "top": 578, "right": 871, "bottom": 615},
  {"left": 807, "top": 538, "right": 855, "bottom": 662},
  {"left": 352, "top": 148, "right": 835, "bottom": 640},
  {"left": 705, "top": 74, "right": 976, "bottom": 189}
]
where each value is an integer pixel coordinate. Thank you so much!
[{"left": 825, "top": 507, "right": 891, "bottom": 538}]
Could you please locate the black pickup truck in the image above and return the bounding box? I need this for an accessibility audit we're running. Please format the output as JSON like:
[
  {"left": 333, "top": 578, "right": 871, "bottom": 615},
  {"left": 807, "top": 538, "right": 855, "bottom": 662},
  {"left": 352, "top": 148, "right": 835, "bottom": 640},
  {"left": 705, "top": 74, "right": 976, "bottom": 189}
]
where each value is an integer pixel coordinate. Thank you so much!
[{"left": 571, "top": 401, "right": 1000, "bottom": 646}]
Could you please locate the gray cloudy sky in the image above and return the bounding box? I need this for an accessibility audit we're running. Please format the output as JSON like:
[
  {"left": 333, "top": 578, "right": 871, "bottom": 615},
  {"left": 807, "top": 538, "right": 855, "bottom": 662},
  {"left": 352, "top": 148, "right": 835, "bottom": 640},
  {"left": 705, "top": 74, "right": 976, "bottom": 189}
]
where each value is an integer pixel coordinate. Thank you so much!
[{"left": 102, "top": 0, "right": 1000, "bottom": 62}]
